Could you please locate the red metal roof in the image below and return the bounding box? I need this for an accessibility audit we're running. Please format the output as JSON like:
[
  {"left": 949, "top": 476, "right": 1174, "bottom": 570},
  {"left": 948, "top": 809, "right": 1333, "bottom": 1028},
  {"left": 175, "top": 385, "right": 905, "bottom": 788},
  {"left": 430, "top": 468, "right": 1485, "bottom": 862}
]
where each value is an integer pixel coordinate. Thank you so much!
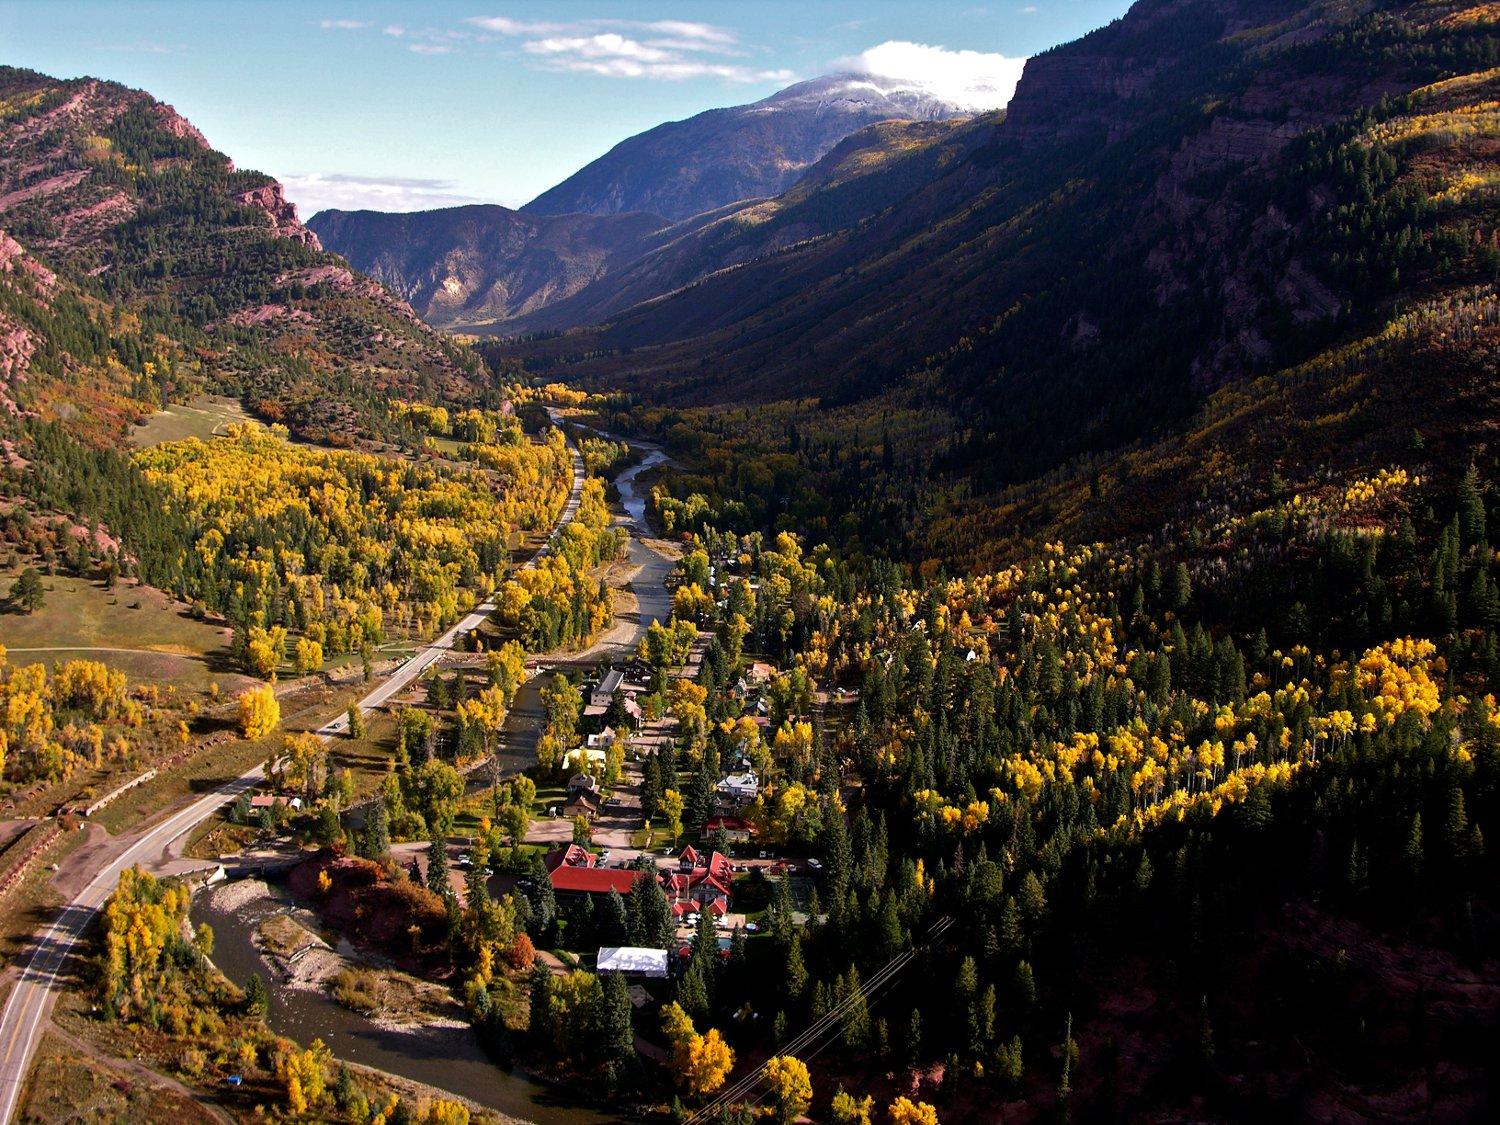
[{"left": 550, "top": 866, "right": 643, "bottom": 895}]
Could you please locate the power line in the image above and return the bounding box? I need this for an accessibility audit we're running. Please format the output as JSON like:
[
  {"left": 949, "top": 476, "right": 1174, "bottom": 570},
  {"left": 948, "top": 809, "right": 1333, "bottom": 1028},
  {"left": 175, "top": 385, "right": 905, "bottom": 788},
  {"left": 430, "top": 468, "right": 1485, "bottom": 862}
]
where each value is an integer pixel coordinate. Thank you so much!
[{"left": 684, "top": 915, "right": 951, "bottom": 1124}]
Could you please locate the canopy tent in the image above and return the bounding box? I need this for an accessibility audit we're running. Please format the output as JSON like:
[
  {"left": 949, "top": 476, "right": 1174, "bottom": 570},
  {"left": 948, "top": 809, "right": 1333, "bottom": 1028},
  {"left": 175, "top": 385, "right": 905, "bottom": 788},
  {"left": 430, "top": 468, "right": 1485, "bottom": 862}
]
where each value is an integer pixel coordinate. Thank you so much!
[{"left": 597, "top": 946, "right": 669, "bottom": 978}]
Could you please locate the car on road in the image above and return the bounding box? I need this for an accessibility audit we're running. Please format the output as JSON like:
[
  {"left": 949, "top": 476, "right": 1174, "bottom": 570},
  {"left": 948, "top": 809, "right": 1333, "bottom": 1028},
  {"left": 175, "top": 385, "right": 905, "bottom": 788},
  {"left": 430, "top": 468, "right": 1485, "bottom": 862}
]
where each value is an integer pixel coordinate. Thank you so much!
[{"left": 807, "top": 858, "right": 823, "bottom": 871}]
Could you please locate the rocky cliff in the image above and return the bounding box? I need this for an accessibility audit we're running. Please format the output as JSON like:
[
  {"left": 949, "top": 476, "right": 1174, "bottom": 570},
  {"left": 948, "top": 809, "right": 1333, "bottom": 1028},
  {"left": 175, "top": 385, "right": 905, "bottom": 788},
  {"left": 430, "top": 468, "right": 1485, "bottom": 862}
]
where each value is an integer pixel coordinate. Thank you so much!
[
  {"left": 309, "top": 204, "right": 668, "bottom": 329},
  {"left": 0, "top": 65, "right": 482, "bottom": 443}
]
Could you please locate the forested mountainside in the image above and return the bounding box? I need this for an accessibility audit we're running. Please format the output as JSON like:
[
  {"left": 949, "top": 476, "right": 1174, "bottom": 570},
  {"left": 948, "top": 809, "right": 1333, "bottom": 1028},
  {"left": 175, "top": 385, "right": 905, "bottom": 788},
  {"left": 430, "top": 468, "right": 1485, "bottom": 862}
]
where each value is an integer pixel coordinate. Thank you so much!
[
  {"left": 502, "top": 0, "right": 1495, "bottom": 419},
  {"left": 315, "top": 116, "right": 968, "bottom": 337},
  {"left": 487, "top": 117, "right": 975, "bottom": 336},
  {"left": 512, "top": 0, "right": 1499, "bottom": 569},
  {"left": 306, "top": 204, "right": 670, "bottom": 330},
  {"left": 0, "top": 66, "right": 486, "bottom": 446},
  {"left": 522, "top": 72, "right": 968, "bottom": 222}
]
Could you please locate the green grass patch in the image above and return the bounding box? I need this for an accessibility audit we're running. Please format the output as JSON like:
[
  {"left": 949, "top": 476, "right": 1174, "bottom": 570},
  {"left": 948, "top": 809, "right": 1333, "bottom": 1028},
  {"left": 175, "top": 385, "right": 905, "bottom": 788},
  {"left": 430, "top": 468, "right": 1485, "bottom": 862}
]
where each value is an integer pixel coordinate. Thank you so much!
[
  {"left": 0, "top": 568, "right": 247, "bottom": 696},
  {"left": 128, "top": 394, "right": 252, "bottom": 448}
]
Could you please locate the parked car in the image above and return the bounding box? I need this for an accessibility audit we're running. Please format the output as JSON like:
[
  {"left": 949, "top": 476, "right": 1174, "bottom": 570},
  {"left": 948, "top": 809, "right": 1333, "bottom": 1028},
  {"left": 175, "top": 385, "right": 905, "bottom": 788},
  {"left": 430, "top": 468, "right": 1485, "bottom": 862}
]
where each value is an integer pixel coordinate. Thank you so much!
[
  {"left": 598, "top": 849, "right": 611, "bottom": 865},
  {"left": 807, "top": 858, "right": 823, "bottom": 870}
]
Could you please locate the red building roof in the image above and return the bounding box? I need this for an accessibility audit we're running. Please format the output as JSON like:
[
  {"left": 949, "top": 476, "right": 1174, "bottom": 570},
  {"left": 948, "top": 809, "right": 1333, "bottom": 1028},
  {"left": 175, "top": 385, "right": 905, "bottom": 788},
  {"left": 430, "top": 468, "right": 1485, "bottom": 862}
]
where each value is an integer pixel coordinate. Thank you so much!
[
  {"left": 544, "top": 844, "right": 592, "bottom": 873},
  {"left": 550, "top": 866, "right": 643, "bottom": 895}
]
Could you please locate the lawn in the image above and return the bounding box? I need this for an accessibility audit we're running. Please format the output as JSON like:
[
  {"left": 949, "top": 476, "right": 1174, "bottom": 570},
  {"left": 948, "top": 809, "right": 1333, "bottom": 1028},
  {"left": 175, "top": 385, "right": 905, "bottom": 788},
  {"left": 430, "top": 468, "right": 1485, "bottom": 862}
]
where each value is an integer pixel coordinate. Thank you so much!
[
  {"left": 0, "top": 569, "right": 246, "bottom": 696},
  {"left": 327, "top": 708, "right": 400, "bottom": 800},
  {"left": 128, "top": 394, "right": 252, "bottom": 448}
]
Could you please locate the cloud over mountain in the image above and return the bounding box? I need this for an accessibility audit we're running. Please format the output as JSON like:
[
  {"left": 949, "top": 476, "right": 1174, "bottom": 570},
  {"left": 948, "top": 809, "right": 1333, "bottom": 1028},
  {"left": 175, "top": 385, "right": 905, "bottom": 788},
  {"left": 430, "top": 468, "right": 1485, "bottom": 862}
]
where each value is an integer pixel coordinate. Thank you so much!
[{"left": 839, "top": 40, "right": 1026, "bottom": 111}]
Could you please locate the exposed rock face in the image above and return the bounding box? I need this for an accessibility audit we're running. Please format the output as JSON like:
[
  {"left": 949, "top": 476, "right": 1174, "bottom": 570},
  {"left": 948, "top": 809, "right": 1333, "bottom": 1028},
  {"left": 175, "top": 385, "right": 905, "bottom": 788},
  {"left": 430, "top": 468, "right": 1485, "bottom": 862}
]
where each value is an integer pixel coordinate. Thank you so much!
[
  {"left": 0, "top": 230, "right": 55, "bottom": 293},
  {"left": 309, "top": 204, "right": 669, "bottom": 328},
  {"left": 237, "top": 182, "right": 321, "bottom": 249},
  {"left": 151, "top": 101, "right": 210, "bottom": 149},
  {"left": 0, "top": 64, "right": 483, "bottom": 439},
  {"left": 523, "top": 72, "right": 970, "bottom": 221}
]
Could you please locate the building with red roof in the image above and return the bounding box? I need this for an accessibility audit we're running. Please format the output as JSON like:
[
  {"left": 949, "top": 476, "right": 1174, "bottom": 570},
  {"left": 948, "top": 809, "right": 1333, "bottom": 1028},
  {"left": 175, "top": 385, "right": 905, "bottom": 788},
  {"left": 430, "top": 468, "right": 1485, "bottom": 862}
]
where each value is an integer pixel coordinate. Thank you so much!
[
  {"left": 666, "top": 848, "right": 733, "bottom": 917},
  {"left": 544, "top": 844, "right": 643, "bottom": 897}
]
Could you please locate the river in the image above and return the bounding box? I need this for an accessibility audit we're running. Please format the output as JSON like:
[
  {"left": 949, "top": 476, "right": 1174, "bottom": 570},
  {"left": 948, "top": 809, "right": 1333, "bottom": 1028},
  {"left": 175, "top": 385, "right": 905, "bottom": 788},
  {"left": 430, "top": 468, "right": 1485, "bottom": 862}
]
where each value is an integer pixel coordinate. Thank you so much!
[
  {"left": 189, "top": 423, "right": 673, "bottom": 1123},
  {"left": 195, "top": 881, "right": 615, "bottom": 1124}
]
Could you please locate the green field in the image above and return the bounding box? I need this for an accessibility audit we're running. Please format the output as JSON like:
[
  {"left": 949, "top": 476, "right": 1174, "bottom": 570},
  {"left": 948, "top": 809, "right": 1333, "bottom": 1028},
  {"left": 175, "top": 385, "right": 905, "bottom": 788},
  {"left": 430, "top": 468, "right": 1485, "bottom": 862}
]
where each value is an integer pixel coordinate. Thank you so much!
[
  {"left": 128, "top": 394, "right": 252, "bottom": 448},
  {"left": 0, "top": 569, "right": 248, "bottom": 695}
]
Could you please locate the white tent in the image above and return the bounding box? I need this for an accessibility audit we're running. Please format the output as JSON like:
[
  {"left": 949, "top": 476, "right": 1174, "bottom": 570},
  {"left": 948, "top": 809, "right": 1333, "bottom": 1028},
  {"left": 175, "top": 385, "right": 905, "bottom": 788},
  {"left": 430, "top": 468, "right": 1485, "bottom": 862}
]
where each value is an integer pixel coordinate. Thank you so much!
[{"left": 597, "top": 946, "right": 669, "bottom": 979}]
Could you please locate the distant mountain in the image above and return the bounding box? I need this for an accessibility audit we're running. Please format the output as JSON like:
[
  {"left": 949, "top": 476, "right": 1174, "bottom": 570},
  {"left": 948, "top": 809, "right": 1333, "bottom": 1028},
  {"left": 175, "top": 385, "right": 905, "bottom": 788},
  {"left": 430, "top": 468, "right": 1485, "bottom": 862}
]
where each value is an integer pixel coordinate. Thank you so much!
[
  {"left": 307, "top": 205, "right": 669, "bottom": 329},
  {"left": 0, "top": 66, "right": 482, "bottom": 445},
  {"left": 495, "top": 0, "right": 1498, "bottom": 510},
  {"left": 522, "top": 73, "right": 969, "bottom": 222},
  {"left": 493, "top": 116, "right": 975, "bottom": 335}
]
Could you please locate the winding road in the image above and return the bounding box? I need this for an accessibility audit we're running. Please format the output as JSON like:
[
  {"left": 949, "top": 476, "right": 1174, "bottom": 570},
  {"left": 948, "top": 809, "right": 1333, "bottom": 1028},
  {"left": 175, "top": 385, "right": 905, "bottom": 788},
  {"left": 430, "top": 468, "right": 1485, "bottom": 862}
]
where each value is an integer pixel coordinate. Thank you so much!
[{"left": 0, "top": 417, "right": 586, "bottom": 1124}]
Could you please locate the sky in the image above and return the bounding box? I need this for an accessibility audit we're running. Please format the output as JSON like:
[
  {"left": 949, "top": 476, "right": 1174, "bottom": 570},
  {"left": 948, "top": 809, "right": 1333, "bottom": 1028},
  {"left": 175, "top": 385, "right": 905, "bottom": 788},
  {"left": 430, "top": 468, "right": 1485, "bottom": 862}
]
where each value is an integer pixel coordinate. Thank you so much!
[{"left": 0, "top": 2, "right": 1135, "bottom": 217}]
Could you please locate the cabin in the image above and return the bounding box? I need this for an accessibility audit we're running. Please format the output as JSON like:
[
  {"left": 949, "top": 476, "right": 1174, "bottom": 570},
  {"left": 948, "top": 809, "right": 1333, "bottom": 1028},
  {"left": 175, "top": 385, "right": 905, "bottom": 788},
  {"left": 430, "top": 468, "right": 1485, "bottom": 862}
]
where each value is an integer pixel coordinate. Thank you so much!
[{"left": 563, "top": 788, "right": 601, "bottom": 821}]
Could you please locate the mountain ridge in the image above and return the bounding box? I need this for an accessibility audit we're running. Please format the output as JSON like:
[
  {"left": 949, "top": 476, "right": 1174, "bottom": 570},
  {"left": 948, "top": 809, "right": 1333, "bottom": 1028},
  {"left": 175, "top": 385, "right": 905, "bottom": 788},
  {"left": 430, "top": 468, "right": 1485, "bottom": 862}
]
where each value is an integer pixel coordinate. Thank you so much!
[
  {"left": 0, "top": 65, "right": 485, "bottom": 445},
  {"left": 307, "top": 203, "right": 670, "bottom": 329},
  {"left": 521, "top": 71, "right": 972, "bottom": 222}
]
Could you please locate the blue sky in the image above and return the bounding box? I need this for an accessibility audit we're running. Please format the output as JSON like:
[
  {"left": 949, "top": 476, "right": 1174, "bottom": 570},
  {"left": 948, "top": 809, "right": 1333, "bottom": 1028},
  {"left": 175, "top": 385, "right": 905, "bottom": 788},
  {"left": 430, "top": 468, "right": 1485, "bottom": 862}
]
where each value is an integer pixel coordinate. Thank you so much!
[{"left": 1, "top": 2, "right": 1134, "bottom": 216}]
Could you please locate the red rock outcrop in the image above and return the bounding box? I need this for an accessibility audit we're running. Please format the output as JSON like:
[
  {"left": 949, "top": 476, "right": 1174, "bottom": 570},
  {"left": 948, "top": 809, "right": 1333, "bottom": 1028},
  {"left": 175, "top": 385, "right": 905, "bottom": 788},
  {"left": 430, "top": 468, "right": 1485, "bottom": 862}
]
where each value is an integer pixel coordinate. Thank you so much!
[{"left": 236, "top": 182, "right": 322, "bottom": 249}]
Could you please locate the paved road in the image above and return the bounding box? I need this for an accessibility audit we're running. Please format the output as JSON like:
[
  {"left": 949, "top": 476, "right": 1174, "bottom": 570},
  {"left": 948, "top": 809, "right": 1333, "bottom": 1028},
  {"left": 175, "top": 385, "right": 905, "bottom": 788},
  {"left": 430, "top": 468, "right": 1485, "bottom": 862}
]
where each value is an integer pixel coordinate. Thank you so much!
[
  {"left": 0, "top": 418, "right": 585, "bottom": 1124},
  {"left": 0, "top": 759, "right": 266, "bottom": 1123},
  {"left": 317, "top": 421, "right": 584, "bottom": 735}
]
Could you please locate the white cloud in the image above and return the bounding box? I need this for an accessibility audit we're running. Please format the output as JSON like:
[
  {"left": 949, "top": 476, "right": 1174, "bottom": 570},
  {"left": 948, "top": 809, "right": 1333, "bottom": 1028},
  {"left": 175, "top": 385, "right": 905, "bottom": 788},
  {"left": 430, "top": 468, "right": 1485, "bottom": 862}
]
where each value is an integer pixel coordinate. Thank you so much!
[
  {"left": 839, "top": 41, "right": 1026, "bottom": 111},
  {"left": 280, "top": 172, "right": 503, "bottom": 216},
  {"left": 464, "top": 14, "right": 785, "bottom": 79},
  {"left": 467, "top": 15, "right": 571, "bottom": 36},
  {"left": 525, "top": 34, "right": 674, "bottom": 64},
  {"left": 319, "top": 19, "right": 370, "bottom": 30},
  {"left": 468, "top": 16, "right": 737, "bottom": 46},
  {"left": 325, "top": 13, "right": 780, "bottom": 84},
  {"left": 640, "top": 20, "right": 737, "bottom": 47}
]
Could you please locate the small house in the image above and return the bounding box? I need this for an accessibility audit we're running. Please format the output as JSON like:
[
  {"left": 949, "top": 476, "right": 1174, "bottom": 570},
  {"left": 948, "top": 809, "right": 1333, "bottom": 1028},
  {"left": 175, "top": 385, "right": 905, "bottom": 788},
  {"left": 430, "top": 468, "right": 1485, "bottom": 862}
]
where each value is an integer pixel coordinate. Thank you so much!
[
  {"left": 563, "top": 788, "right": 601, "bottom": 821},
  {"left": 590, "top": 668, "right": 625, "bottom": 709},
  {"left": 716, "top": 770, "right": 759, "bottom": 805}
]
